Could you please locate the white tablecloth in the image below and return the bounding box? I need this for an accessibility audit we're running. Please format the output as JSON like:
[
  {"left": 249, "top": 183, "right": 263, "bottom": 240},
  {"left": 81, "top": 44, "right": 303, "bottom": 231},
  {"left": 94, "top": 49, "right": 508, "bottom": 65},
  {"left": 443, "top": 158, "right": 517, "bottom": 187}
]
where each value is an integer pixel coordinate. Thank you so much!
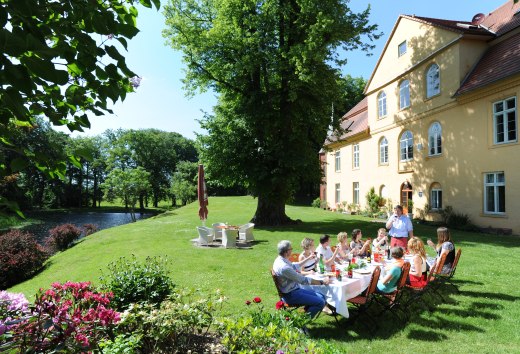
[{"left": 301, "top": 264, "right": 374, "bottom": 318}]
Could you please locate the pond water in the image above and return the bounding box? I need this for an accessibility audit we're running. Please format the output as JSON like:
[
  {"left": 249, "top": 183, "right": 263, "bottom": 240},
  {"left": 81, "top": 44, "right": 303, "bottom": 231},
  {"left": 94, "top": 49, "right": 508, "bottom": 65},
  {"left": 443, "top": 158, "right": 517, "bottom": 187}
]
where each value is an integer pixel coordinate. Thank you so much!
[{"left": 20, "top": 211, "right": 153, "bottom": 243}]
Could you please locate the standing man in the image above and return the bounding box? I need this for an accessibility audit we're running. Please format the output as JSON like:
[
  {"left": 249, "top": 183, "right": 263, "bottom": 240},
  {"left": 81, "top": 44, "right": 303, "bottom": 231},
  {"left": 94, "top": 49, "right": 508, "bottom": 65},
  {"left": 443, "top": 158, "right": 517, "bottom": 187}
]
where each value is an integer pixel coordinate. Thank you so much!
[
  {"left": 386, "top": 205, "right": 413, "bottom": 249},
  {"left": 272, "top": 240, "right": 329, "bottom": 319}
]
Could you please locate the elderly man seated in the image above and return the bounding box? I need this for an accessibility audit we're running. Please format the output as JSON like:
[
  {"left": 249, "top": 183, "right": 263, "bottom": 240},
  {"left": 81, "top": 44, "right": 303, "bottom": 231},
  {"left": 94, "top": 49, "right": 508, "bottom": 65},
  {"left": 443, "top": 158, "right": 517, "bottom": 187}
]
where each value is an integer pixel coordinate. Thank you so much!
[{"left": 272, "top": 240, "right": 329, "bottom": 318}]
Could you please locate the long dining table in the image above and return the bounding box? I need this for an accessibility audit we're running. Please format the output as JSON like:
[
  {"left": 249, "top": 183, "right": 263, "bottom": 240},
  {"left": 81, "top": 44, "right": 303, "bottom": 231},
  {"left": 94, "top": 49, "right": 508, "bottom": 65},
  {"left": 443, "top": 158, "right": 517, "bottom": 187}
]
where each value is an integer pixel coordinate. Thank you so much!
[{"left": 301, "top": 262, "right": 383, "bottom": 318}]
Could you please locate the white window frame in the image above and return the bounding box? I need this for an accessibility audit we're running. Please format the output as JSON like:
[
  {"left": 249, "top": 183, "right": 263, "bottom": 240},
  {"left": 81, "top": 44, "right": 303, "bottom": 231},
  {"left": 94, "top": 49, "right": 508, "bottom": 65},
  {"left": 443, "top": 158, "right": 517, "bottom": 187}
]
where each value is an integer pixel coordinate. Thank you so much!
[
  {"left": 334, "top": 151, "right": 341, "bottom": 172},
  {"left": 353, "top": 144, "right": 359, "bottom": 169},
  {"left": 400, "top": 131, "right": 414, "bottom": 161},
  {"left": 428, "top": 122, "right": 442, "bottom": 156},
  {"left": 484, "top": 172, "right": 505, "bottom": 214},
  {"left": 379, "top": 137, "right": 388, "bottom": 164},
  {"left": 431, "top": 188, "right": 442, "bottom": 210},
  {"left": 335, "top": 183, "right": 341, "bottom": 205},
  {"left": 398, "top": 40, "right": 407, "bottom": 57},
  {"left": 353, "top": 182, "right": 359, "bottom": 204},
  {"left": 378, "top": 91, "right": 387, "bottom": 118},
  {"left": 493, "top": 97, "right": 517, "bottom": 144},
  {"left": 426, "top": 64, "right": 440, "bottom": 98},
  {"left": 399, "top": 80, "right": 410, "bottom": 110}
]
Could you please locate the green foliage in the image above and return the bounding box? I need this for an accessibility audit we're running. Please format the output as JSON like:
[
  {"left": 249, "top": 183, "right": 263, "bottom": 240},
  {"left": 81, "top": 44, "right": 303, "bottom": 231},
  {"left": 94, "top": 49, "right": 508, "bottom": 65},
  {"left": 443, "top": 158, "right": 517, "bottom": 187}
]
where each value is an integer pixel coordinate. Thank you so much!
[
  {"left": 164, "top": 0, "right": 380, "bottom": 225},
  {"left": 311, "top": 197, "right": 322, "bottom": 208},
  {"left": 170, "top": 161, "right": 198, "bottom": 205},
  {"left": 99, "top": 255, "right": 174, "bottom": 311},
  {"left": 115, "top": 288, "right": 223, "bottom": 353},
  {"left": 365, "top": 187, "right": 383, "bottom": 217},
  {"left": 99, "top": 334, "right": 142, "bottom": 354},
  {"left": 218, "top": 298, "right": 320, "bottom": 353},
  {"left": 0, "top": 0, "right": 161, "bottom": 201},
  {"left": 439, "top": 205, "right": 475, "bottom": 230},
  {"left": 101, "top": 167, "right": 152, "bottom": 221}
]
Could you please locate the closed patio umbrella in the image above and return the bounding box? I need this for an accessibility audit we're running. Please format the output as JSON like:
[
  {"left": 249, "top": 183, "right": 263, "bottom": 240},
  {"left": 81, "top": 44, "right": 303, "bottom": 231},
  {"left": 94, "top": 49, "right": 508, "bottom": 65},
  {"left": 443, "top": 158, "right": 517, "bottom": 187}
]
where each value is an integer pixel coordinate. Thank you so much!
[{"left": 198, "top": 164, "right": 208, "bottom": 225}]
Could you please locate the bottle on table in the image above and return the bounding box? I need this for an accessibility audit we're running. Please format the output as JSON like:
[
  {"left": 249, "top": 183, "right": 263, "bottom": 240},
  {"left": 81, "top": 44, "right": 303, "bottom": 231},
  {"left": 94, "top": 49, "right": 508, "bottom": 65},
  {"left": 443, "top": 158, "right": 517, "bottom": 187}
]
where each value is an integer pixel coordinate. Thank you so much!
[
  {"left": 366, "top": 245, "right": 372, "bottom": 263},
  {"left": 318, "top": 254, "right": 325, "bottom": 274}
]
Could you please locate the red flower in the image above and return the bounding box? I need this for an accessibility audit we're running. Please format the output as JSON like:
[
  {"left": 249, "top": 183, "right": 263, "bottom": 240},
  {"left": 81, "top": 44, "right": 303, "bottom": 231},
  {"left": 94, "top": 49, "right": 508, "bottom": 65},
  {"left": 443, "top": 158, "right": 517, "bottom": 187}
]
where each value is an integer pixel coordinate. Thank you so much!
[
  {"left": 275, "top": 300, "right": 285, "bottom": 310},
  {"left": 245, "top": 300, "right": 251, "bottom": 305},
  {"left": 253, "top": 297, "right": 261, "bottom": 303},
  {"left": 285, "top": 316, "right": 290, "bottom": 321}
]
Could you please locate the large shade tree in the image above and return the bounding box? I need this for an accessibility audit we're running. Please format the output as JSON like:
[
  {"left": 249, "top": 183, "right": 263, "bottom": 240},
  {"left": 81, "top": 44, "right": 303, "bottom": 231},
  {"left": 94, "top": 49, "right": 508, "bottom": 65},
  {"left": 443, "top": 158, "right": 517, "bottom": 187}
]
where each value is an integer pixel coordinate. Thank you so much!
[
  {"left": 163, "top": 0, "right": 379, "bottom": 225},
  {"left": 0, "top": 0, "right": 160, "bottom": 212}
]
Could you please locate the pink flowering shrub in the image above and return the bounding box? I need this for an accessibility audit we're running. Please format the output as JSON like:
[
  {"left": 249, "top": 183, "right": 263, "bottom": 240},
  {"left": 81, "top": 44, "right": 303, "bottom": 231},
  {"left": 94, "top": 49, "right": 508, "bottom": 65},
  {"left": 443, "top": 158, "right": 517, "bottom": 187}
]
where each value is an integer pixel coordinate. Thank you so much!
[
  {"left": 3, "top": 282, "right": 120, "bottom": 352},
  {"left": 0, "top": 291, "right": 29, "bottom": 335}
]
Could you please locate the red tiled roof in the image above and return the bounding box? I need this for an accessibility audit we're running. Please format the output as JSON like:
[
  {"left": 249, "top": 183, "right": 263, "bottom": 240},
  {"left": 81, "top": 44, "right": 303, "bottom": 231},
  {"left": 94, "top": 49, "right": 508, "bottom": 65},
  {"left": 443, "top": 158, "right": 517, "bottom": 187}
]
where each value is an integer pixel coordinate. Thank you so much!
[
  {"left": 482, "top": 0, "right": 520, "bottom": 36},
  {"left": 402, "top": 15, "right": 494, "bottom": 36},
  {"left": 325, "top": 97, "right": 368, "bottom": 145},
  {"left": 455, "top": 33, "right": 520, "bottom": 96}
]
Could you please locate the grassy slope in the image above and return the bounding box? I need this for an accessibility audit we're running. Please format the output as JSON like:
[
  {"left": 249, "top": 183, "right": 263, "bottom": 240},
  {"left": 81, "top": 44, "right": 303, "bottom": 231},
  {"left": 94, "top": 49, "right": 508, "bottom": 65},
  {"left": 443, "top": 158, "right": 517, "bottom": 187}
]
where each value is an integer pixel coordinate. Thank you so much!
[{"left": 9, "top": 196, "right": 520, "bottom": 353}]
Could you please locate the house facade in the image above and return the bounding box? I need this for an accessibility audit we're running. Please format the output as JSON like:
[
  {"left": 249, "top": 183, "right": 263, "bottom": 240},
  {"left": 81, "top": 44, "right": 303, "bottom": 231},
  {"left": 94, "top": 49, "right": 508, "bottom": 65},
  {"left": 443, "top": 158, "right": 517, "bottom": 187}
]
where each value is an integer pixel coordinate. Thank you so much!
[{"left": 322, "top": 1, "right": 520, "bottom": 234}]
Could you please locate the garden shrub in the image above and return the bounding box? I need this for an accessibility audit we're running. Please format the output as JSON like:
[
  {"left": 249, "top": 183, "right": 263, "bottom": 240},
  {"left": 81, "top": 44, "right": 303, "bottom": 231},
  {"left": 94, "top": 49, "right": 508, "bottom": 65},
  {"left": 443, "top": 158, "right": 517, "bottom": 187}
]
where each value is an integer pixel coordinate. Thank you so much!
[
  {"left": 0, "top": 229, "right": 48, "bottom": 288},
  {"left": 440, "top": 206, "right": 475, "bottom": 230},
  {"left": 0, "top": 291, "right": 29, "bottom": 336},
  {"left": 1, "top": 282, "right": 120, "bottom": 353},
  {"left": 46, "top": 223, "right": 82, "bottom": 251},
  {"left": 311, "top": 197, "right": 321, "bottom": 208},
  {"left": 83, "top": 223, "right": 99, "bottom": 236},
  {"left": 100, "top": 255, "right": 174, "bottom": 310},
  {"left": 114, "top": 288, "right": 224, "bottom": 353},
  {"left": 218, "top": 296, "right": 322, "bottom": 353}
]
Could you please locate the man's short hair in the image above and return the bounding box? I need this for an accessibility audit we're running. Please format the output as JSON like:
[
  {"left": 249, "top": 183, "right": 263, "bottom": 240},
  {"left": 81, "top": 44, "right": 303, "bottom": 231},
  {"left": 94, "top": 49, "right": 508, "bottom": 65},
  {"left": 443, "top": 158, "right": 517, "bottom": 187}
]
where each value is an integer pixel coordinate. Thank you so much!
[
  {"left": 391, "top": 246, "right": 404, "bottom": 259},
  {"left": 319, "top": 234, "right": 330, "bottom": 244},
  {"left": 394, "top": 205, "right": 404, "bottom": 212},
  {"left": 277, "top": 240, "right": 292, "bottom": 256}
]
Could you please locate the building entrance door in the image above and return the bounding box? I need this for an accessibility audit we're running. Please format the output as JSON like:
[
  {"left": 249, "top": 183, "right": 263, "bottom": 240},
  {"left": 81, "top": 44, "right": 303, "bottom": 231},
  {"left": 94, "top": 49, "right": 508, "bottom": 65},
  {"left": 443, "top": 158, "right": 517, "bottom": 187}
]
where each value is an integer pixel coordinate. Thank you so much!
[{"left": 400, "top": 182, "right": 413, "bottom": 214}]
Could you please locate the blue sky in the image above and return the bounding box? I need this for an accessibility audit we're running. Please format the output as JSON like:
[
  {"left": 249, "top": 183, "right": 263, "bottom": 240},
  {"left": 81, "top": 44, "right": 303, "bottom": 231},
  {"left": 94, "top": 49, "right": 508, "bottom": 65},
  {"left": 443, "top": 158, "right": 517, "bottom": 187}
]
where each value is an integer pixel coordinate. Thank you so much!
[{"left": 74, "top": 0, "right": 508, "bottom": 139}]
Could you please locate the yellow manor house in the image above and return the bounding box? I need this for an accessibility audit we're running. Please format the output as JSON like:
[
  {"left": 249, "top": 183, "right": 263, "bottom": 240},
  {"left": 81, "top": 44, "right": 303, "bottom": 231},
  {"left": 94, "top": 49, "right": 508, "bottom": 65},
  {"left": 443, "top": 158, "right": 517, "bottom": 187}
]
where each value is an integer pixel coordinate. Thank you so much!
[{"left": 321, "top": 1, "right": 520, "bottom": 234}]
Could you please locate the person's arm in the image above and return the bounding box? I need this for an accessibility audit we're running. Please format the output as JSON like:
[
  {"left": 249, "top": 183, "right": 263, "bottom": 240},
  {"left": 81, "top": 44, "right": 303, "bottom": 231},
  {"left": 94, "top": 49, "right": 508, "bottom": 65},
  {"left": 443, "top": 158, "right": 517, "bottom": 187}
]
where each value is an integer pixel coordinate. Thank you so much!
[
  {"left": 407, "top": 218, "right": 414, "bottom": 237},
  {"left": 410, "top": 255, "right": 422, "bottom": 277},
  {"left": 325, "top": 247, "right": 339, "bottom": 265},
  {"left": 386, "top": 214, "right": 397, "bottom": 229},
  {"left": 294, "top": 253, "right": 315, "bottom": 266},
  {"left": 381, "top": 272, "right": 394, "bottom": 285},
  {"left": 360, "top": 240, "right": 371, "bottom": 254}
]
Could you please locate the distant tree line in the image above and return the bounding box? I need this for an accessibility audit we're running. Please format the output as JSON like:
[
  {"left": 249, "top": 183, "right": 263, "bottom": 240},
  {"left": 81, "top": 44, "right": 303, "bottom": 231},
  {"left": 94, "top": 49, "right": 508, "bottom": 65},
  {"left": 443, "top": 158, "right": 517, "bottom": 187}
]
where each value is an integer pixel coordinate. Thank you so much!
[{"left": 0, "top": 121, "right": 206, "bottom": 212}]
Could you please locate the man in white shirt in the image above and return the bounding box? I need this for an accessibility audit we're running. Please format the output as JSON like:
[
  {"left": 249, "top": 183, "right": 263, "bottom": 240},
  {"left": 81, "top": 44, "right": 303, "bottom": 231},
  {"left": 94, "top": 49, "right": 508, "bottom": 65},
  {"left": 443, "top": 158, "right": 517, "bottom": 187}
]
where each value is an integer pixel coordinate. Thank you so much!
[
  {"left": 272, "top": 240, "right": 329, "bottom": 318},
  {"left": 386, "top": 205, "right": 413, "bottom": 250}
]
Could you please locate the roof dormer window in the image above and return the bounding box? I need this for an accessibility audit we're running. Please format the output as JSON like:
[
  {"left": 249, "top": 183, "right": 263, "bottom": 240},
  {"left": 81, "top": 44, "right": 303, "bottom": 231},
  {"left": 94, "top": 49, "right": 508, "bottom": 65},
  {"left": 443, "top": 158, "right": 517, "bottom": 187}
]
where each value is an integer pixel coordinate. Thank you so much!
[{"left": 398, "top": 40, "right": 407, "bottom": 57}]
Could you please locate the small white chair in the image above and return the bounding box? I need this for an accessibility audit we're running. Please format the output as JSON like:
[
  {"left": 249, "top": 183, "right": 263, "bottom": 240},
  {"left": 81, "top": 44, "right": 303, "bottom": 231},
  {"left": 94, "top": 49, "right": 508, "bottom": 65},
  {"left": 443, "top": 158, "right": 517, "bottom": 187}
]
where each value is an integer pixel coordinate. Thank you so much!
[
  {"left": 239, "top": 222, "right": 255, "bottom": 242},
  {"left": 222, "top": 227, "right": 237, "bottom": 248},
  {"left": 212, "top": 222, "right": 226, "bottom": 240},
  {"left": 197, "top": 226, "right": 214, "bottom": 246}
]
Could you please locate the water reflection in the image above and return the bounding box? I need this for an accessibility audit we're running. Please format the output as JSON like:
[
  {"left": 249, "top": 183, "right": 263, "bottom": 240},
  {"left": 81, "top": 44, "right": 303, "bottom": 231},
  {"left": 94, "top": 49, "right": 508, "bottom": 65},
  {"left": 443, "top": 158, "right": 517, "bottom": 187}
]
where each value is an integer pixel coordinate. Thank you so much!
[{"left": 21, "top": 211, "right": 153, "bottom": 243}]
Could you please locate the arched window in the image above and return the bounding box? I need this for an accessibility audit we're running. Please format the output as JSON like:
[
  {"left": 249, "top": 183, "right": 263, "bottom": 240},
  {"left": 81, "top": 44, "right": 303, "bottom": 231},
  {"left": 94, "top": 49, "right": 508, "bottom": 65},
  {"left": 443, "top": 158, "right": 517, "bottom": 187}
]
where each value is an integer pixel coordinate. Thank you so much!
[
  {"left": 378, "top": 91, "right": 387, "bottom": 118},
  {"left": 428, "top": 122, "right": 442, "bottom": 156},
  {"left": 380, "top": 185, "right": 387, "bottom": 198},
  {"left": 430, "top": 182, "right": 442, "bottom": 210},
  {"left": 426, "top": 64, "right": 440, "bottom": 98},
  {"left": 379, "top": 137, "right": 388, "bottom": 164},
  {"left": 399, "top": 80, "right": 410, "bottom": 109},
  {"left": 400, "top": 131, "right": 413, "bottom": 161}
]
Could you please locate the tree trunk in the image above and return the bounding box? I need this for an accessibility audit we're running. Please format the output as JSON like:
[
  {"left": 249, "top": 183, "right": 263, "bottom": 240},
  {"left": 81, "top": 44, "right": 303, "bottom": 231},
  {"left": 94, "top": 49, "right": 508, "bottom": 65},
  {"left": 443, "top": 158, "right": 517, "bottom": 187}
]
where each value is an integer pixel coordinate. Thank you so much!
[{"left": 251, "top": 194, "right": 296, "bottom": 226}]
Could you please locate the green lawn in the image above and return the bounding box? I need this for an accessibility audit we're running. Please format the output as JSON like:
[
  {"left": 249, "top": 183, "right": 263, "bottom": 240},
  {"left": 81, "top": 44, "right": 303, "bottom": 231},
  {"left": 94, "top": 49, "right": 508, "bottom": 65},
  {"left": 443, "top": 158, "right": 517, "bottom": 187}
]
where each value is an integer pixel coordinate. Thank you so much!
[{"left": 9, "top": 196, "right": 520, "bottom": 353}]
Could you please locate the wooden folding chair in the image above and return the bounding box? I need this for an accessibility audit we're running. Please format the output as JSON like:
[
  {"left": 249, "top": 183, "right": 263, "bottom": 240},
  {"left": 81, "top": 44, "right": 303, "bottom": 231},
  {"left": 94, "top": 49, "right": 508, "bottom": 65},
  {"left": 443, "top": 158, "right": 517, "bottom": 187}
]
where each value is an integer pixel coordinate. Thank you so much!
[
  {"left": 347, "top": 266, "right": 381, "bottom": 331},
  {"left": 375, "top": 262, "right": 411, "bottom": 322},
  {"left": 270, "top": 269, "right": 304, "bottom": 310},
  {"left": 288, "top": 253, "right": 300, "bottom": 263},
  {"left": 404, "top": 257, "right": 441, "bottom": 310},
  {"left": 427, "top": 252, "right": 448, "bottom": 300},
  {"left": 439, "top": 248, "right": 462, "bottom": 292}
]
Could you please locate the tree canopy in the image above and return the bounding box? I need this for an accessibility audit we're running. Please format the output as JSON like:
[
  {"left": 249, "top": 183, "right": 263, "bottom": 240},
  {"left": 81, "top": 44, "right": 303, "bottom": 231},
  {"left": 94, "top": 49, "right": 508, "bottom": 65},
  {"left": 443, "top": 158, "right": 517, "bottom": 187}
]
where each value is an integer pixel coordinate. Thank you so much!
[
  {"left": 0, "top": 0, "right": 160, "bottom": 213},
  {"left": 163, "top": 0, "right": 379, "bottom": 225}
]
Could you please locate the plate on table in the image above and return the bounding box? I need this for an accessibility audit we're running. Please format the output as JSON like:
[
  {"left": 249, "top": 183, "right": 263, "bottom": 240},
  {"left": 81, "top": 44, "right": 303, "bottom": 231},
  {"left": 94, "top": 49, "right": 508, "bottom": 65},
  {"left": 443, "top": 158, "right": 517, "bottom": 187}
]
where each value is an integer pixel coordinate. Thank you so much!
[
  {"left": 353, "top": 268, "right": 371, "bottom": 274},
  {"left": 371, "top": 262, "right": 384, "bottom": 266}
]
